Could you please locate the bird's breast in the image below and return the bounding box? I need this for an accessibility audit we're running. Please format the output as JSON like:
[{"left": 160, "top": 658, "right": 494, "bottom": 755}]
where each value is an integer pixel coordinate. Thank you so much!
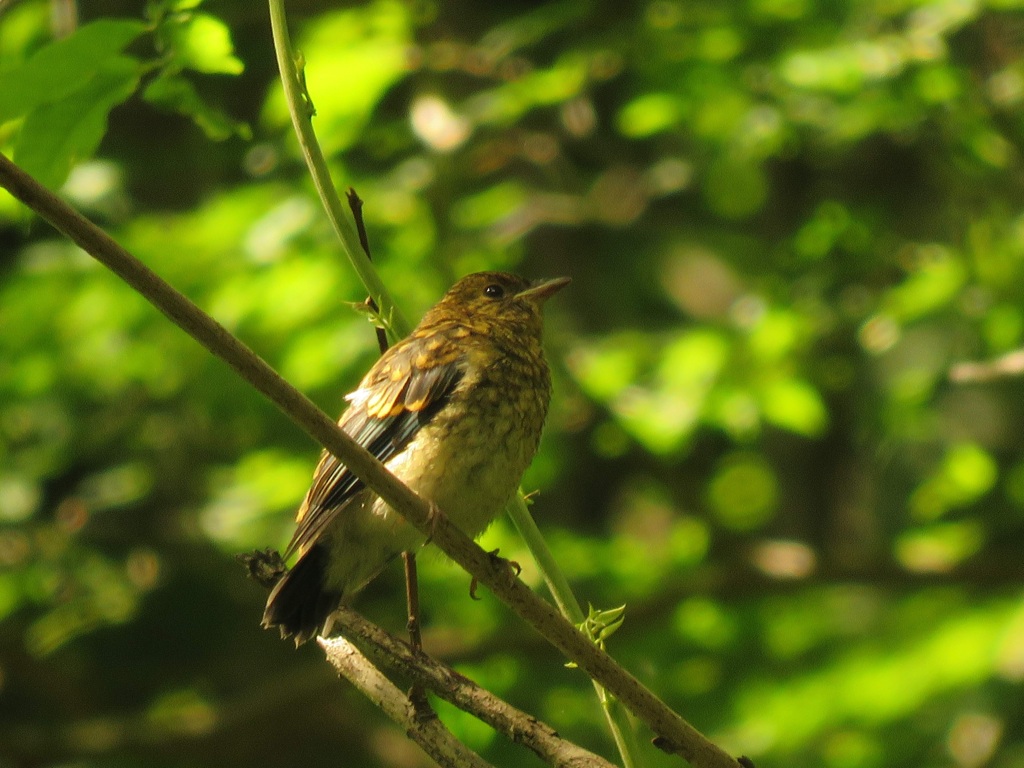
[{"left": 383, "top": 350, "right": 550, "bottom": 538}]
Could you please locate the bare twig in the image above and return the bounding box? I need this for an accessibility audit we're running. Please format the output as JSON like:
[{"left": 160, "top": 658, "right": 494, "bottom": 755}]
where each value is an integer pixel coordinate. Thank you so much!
[
  {"left": 403, "top": 551, "right": 426, "bottom": 655},
  {"left": 346, "top": 187, "right": 390, "bottom": 355},
  {"left": 0, "top": 152, "right": 742, "bottom": 767},
  {"left": 950, "top": 349, "right": 1024, "bottom": 383},
  {"left": 323, "top": 635, "right": 494, "bottom": 768},
  {"left": 324, "top": 610, "right": 618, "bottom": 768},
  {"left": 403, "top": 550, "right": 432, "bottom": 716}
]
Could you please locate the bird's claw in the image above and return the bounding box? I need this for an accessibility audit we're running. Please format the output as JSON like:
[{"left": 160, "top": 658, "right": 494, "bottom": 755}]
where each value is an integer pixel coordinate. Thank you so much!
[
  {"left": 237, "top": 548, "right": 287, "bottom": 590},
  {"left": 424, "top": 501, "right": 445, "bottom": 544},
  {"left": 469, "top": 549, "right": 521, "bottom": 600}
]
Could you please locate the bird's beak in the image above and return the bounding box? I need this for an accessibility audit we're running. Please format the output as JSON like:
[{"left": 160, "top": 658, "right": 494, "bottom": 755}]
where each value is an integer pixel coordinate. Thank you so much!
[{"left": 517, "top": 276, "right": 571, "bottom": 304}]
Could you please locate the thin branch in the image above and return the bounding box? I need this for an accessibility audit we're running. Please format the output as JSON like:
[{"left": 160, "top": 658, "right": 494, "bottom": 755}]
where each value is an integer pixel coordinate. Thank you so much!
[
  {"left": 403, "top": 549, "right": 432, "bottom": 716},
  {"left": 403, "top": 550, "right": 426, "bottom": 654},
  {"left": 950, "top": 349, "right": 1024, "bottom": 383},
  {"left": 323, "top": 609, "right": 618, "bottom": 768},
  {"left": 0, "top": 152, "right": 741, "bottom": 768},
  {"left": 345, "top": 187, "right": 390, "bottom": 355},
  {"left": 324, "top": 634, "right": 495, "bottom": 768},
  {"left": 346, "top": 187, "right": 373, "bottom": 261}
]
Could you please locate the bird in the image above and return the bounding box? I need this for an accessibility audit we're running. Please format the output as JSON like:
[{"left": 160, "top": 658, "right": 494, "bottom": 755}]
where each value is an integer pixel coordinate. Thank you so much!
[{"left": 261, "top": 271, "right": 570, "bottom": 645}]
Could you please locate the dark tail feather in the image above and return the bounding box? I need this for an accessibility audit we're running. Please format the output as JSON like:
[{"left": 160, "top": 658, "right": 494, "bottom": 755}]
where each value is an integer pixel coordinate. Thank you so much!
[{"left": 261, "top": 545, "right": 340, "bottom": 647}]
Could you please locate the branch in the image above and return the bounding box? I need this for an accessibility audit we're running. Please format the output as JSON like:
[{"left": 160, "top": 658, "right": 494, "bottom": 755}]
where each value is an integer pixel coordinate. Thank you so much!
[
  {"left": 0, "top": 152, "right": 742, "bottom": 768},
  {"left": 323, "top": 634, "right": 495, "bottom": 768},
  {"left": 950, "top": 349, "right": 1024, "bottom": 383},
  {"left": 323, "top": 609, "right": 618, "bottom": 768}
]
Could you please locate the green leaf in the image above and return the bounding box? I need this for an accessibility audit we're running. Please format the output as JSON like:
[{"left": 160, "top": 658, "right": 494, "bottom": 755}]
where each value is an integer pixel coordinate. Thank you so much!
[
  {"left": 895, "top": 521, "right": 985, "bottom": 573},
  {"left": 708, "top": 452, "right": 779, "bottom": 531},
  {"left": 13, "top": 57, "right": 142, "bottom": 189},
  {"left": 566, "top": 603, "right": 628, "bottom": 668},
  {"left": 617, "top": 93, "right": 684, "bottom": 137},
  {"left": 910, "top": 443, "right": 998, "bottom": 521},
  {"left": 166, "top": 12, "right": 243, "bottom": 75},
  {"left": 451, "top": 182, "right": 527, "bottom": 229},
  {"left": 703, "top": 156, "right": 768, "bottom": 219},
  {"left": 0, "top": 18, "right": 145, "bottom": 123},
  {"left": 143, "top": 73, "right": 251, "bottom": 140},
  {"left": 883, "top": 246, "right": 966, "bottom": 322},
  {"left": 759, "top": 377, "right": 828, "bottom": 437}
]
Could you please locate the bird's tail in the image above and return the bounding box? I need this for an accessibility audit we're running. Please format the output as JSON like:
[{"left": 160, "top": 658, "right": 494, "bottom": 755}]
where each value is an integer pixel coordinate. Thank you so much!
[{"left": 261, "top": 545, "right": 340, "bottom": 647}]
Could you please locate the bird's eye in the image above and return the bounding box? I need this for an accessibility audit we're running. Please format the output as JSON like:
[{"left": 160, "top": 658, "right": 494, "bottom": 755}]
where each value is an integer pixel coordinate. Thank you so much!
[{"left": 483, "top": 284, "right": 505, "bottom": 299}]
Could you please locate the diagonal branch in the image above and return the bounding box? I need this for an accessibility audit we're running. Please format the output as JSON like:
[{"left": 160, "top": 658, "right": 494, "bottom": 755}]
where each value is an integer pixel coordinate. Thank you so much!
[
  {"left": 324, "top": 633, "right": 495, "bottom": 768},
  {"left": 0, "top": 151, "right": 742, "bottom": 768},
  {"left": 324, "top": 608, "right": 617, "bottom": 768}
]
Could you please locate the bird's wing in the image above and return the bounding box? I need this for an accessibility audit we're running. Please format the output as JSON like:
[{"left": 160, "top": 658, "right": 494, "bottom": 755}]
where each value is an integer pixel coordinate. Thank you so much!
[{"left": 283, "top": 336, "right": 465, "bottom": 559}]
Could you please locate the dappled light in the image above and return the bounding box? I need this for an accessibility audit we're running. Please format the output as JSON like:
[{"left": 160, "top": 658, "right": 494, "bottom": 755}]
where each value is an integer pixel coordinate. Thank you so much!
[{"left": 3, "top": 0, "right": 1024, "bottom": 766}]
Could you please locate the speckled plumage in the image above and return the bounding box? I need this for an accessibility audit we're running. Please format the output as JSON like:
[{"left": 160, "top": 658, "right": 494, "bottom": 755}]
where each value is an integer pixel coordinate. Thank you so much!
[{"left": 262, "top": 271, "right": 568, "bottom": 645}]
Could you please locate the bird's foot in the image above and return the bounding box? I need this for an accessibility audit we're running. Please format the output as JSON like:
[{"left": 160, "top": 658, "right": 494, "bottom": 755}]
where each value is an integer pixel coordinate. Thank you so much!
[
  {"left": 424, "top": 501, "right": 446, "bottom": 544},
  {"left": 408, "top": 686, "right": 437, "bottom": 722},
  {"left": 469, "top": 548, "right": 521, "bottom": 600},
  {"left": 237, "top": 548, "right": 287, "bottom": 590}
]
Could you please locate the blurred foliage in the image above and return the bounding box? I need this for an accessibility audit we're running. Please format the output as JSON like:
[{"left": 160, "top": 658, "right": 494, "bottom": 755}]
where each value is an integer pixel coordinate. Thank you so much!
[{"left": 3, "top": 0, "right": 1024, "bottom": 766}]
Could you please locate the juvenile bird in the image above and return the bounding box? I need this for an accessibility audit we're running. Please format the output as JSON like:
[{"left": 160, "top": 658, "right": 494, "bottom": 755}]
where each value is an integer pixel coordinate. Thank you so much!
[{"left": 262, "top": 271, "right": 569, "bottom": 645}]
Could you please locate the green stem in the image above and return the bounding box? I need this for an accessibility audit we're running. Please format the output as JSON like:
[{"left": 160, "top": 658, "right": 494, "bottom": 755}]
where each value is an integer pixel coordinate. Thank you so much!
[
  {"left": 506, "top": 495, "right": 641, "bottom": 768},
  {"left": 269, "top": 3, "right": 641, "bottom": 766},
  {"left": 267, "top": 0, "right": 408, "bottom": 341}
]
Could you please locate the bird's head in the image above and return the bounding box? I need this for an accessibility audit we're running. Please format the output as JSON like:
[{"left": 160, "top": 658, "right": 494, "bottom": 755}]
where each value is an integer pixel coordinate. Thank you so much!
[{"left": 427, "top": 271, "right": 570, "bottom": 338}]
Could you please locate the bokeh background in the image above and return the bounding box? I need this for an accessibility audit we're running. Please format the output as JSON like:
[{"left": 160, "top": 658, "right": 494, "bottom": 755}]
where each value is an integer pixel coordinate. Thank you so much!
[{"left": 3, "top": 0, "right": 1024, "bottom": 766}]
